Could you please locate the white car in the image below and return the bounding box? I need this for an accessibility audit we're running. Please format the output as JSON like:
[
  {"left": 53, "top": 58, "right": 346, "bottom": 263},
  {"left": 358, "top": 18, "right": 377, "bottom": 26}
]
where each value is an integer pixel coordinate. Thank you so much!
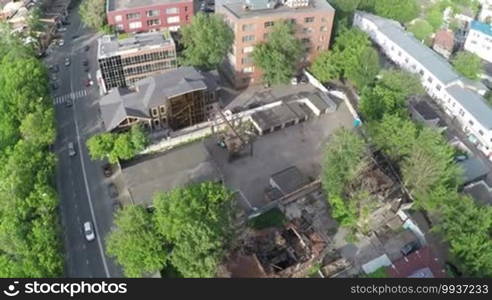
[
  {"left": 68, "top": 142, "right": 76, "bottom": 156},
  {"left": 83, "top": 221, "right": 95, "bottom": 242},
  {"left": 64, "top": 57, "right": 70, "bottom": 66},
  {"left": 58, "top": 39, "right": 65, "bottom": 46}
]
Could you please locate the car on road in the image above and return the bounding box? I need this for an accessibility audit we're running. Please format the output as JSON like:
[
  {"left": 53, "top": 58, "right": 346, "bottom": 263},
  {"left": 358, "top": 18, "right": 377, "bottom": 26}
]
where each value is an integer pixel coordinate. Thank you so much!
[
  {"left": 58, "top": 39, "right": 65, "bottom": 46},
  {"left": 82, "top": 59, "right": 89, "bottom": 66},
  {"left": 64, "top": 57, "right": 70, "bottom": 66},
  {"left": 85, "top": 79, "right": 94, "bottom": 87},
  {"left": 72, "top": 35, "right": 79, "bottom": 39},
  {"left": 68, "top": 142, "right": 76, "bottom": 157},
  {"left": 401, "top": 241, "right": 420, "bottom": 256},
  {"left": 49, "top": 64, "right": 59, "bottom": 73},
  {"left": 108, "top": 183, "right": 119, "bottom": 198},
  {"left": 84, "top": 45, "right": 90, "bottom": 51},
  {"left": 58, "top": 27, "right": 67, "bottom": 33},
  {"left": 51, "top": 82, "right": 59, "bottom": 90},
  {"left": 83, "top": 221, "right": 95, "bottom": 242},
  {"left": 102, "top": 163, "right": 112, "bottom": 177},
  {"left": 84, "top": 66, "right": 90, "bottom": 73},
  {"left": 65, "top": 98, "right": 73, "bottom": 107}
]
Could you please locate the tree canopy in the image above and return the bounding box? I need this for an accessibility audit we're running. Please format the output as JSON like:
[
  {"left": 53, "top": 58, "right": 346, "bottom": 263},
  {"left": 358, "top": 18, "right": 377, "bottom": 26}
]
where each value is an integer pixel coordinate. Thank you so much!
[
  {"left": 153, "top": 182, "right": 234, "bottom": 277},
  {"left": 106, "top": 205, "right": 167, "bottom": 277},
  {"left": 374, "top": 0, "right": 420, "bottom": 23},
  {"left": 181, "top": 13, "right": 234, "bottom": 70},
  {"left": 407, "top": 20, "right": 434, "bottom": 42},
  {"left": 79, "top": 0, "right": 107, "bottom": 31},
  {"left": 252, "top": 20, "right": 303, "bottom": 85},
  {"left": 452, "top": 51, "right": 483, "bottom": 80}
]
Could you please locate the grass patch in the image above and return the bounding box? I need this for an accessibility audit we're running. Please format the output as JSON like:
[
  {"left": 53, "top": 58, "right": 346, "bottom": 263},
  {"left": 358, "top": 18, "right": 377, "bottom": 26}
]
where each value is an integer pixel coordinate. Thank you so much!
[
  {"left": 362, "top": 267, "right": 389, "bottom": 278},
  {"left": 248, "top": 208, "right": 286, "bottom": 230}
]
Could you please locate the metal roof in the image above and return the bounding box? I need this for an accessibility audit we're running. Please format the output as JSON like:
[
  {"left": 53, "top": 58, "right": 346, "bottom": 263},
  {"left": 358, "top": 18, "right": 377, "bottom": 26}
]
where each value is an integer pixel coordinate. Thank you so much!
[
  {"left": 470, "top": 20, "right": 492, "bottom": 37},
  {"left": 446, "top": 84, "right": 492, "bottom": 130}
]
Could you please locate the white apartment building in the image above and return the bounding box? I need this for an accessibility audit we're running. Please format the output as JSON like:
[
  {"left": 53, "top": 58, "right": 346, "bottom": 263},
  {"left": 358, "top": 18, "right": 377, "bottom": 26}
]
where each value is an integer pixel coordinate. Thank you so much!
[
  {"left": 478, "top": 0, "right": 492, "bottom": 23},
  {"left": 464, "top": 20, "right": 492, "bottom": 63},
  {"left": 354, "top": 12, "right": 492, "bottom": 159}
]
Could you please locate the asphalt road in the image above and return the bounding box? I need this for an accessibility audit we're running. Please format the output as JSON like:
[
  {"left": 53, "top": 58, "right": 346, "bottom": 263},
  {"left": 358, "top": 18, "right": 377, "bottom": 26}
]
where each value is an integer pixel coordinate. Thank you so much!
[{"left": 48, "top": 6, "right": 122, "bottom": 278}]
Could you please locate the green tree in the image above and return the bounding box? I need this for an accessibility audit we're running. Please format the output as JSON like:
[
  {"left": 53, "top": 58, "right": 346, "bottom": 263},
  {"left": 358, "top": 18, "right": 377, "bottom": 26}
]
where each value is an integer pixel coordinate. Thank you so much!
[
  {"left": 452, "top": 51, "right": 483, "bottom": 80},
  {"left": 130, "top": 124, "right": 149, "bottom": 152},
  {"left": 425, "top": 5, "right": 444, "bottom": 30},
  {"left": 359, "top": 85, "right": 406, "bottom": 121},
  {"left": 252, "top": 20, "right": 303, "bottom": 85},
  {"left": 79, "top": 0, "right": 106, "bottom": 31},
  {"left": 109, "top": 133, "right": 136, "bottom": 163},
  {"left": 20, "top": 107, "right": 56, "bottom": 146},
  {"left": 374, "top": 0, "right": 420, "bottom": 23},
  {"left": 322, "top": 129, "right": 367, "bottom": 227},
  {"left": 367, "top": 114, "right": 418, "bottom": 161},
  {"left": 153, "top": 182, "right": 234, "bottom": 278},
  {"left": 378, "top": 69, "right": 424, "bottom": 97},
  {"left": 408, "top": 20, "right": 434, "bottom": 41},
  {"left": 27, "top": 7, "right": 44, "bottom": 33},
  {"left": 106, "top": 205, "right": 167, "bottom": 277},
  {"left": 344, "top": 46, "right": 380, "bottom": 89},
  {"left": 310, "top": 51, "right": 342, "bottom": 83},
  {"left": 86, "top": 133, "right": 115, "bottom": 161},
  {"left": 181, "top": 13, "right": 234, "bottom": 70}
]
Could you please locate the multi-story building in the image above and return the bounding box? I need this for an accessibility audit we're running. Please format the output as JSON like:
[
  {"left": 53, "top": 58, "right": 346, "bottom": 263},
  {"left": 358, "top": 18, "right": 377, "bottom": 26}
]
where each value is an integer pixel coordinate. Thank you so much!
[
  {"left": 100, "top": 66, "right": 220, "bottom": 132},
  {"left": 464, "top": 20, "right": 492, "bottom": 63},
  {"left": 354, "top": 12, "right": 492, "bottom": 159},
  {"left": 216, "top": 0, "right": 335, "bottom": 88},
  {"left": 478, "top": 0, "right": 492, "bottom": 23},
  {"left": 97, "top": 31, "right": 177, "bottom": 92},
  {"left": 106, "top": 0, "right": 194, "bottom": 33}
]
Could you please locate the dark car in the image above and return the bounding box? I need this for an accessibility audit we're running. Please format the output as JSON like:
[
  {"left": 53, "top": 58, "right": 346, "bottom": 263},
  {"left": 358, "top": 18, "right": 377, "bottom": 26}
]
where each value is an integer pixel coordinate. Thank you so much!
[
  {"left": 51, "top": 82, "right": 59, "bottom": 90},
  {"left": 102, "top": 163, "right": 112, "bottom": 177},
  {"left": 49, "top": 64, "right": 59, "bottom": 73},
  {"left": 72, "top": 35, "right": 79, "bottom": 39},
  {"left": 82, "top": 59, "right": 89, "bottom": 66},
  {"left": 108, "top": 183, "right": 119, "bottom": 198},
  {"left": 65, "top": 98, "right": 73, "bottom": 107},
  {"left": 401, "top": 241, "right": 420, "bottom": 256},
  {"left": 84, "top": 45, "right": 90, "bottom": 52}
]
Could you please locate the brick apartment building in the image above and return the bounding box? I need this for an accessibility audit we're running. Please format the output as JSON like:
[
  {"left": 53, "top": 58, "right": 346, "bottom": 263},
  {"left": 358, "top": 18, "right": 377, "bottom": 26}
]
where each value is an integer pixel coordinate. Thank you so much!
[
  {"left": 216, "top": 0, "right": 335, "bottom": 88},
  {"left": 106, "top": 0, "right": 194, "bottom": 33},
  {"left": 97, "top": 31, "right": 177, "bottom": 92}
]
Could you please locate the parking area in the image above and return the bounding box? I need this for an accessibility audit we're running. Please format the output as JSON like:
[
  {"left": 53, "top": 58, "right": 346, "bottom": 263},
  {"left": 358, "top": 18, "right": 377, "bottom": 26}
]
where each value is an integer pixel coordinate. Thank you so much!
[{"left": 204, "top": 101, "right": 354, "bottom": 210}]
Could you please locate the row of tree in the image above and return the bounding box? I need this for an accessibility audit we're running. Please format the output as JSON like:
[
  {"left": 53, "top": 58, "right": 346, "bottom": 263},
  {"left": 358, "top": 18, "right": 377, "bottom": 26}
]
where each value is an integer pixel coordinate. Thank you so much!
[
  {"left": 86, "top": 124, "right": 149, "bottom": 164},
  {"left": 106, "top": 182, "right": 235, "bottom": 277},
  {"left": 0, "top": 27, "right": 63, "bottom": 277}
]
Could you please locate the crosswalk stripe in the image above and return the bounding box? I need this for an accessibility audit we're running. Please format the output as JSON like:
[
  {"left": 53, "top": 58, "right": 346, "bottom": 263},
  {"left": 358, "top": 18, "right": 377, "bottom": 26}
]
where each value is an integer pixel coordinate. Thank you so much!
[{"left": 52, "top": 89, "right": 89, "bottom": 106}]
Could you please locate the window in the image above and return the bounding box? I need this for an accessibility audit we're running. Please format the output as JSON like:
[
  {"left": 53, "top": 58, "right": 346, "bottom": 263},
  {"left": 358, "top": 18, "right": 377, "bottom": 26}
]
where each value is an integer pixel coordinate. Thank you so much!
[
  {"left": 469, "top": 120, "right": 474, "bottom": 126},
  {"left": 264, "top": 21, "right": 274, "bottom": 28},
  {"left": 427, "top": 76, "right": 433, "bottom": 83},
  {"left": 479, "top": 130, "right": 484, "bottom": 136},
  {"left": 289, "top": 18, "right": 296, "bottom": 25},
  {"left": 151, "top": 108, "right": 158, "bottom": 117},
  {"left": 320, "top": 26, "right": 328, "bottom": 32},
  {"left": 166, "top": 7, "right": 179, "bottom": 14},
  {"left": 301, "top": 38, "right": 310, "bottom": 44},
  {"left": 241, "top": 56, "right": 252, "bottom": 64},
  {"left": 127, "top": 13, "right": 141, "bottom": 20},
  {"left": 242, "top": 35, "right": 255, "bottom": 42},
  {"left": 436, "top": 84, "right": 441, "bottom": 91},
  {"left": 167, "top": 16, "right": 180, "bottom": 23},
  {"left": 305, "top": 17, "right": 315, "bottom": 23},
  {"left": 321, "top": 17, "right": 328, "bottom": 22},
  {"left": 147, "top": 10, "right": 159, "bottom": 17},
  {"left": 185, "top": 6, "right": 188, "bottom": 12},
  {"left": 303, "top": 27, "right": 313, "bottom": 34},
  {"left": 243, "top": 46, "right": 254, "bottom": 53},
  {"left": 242, "top": 24, "right": 255, "bottom": 31},
  {"left": 243, "top": 66, "right": 254, "bottom": 73},
  {"left": 419, "top": 70, "right": 424, "bottom": 75},
  {"left": 114, "top": 15, "right": 122, "bottom": 22},
  {"left": 160, "top": 106, "right": 166, "bottom": 113},
  {"left": 147, "top": 19, "right": 161, "bottom": 26},
  {"left": 129, "top": 21, "right": 142, "bottom": 29},
  {"left": 459, "top": 109, "right": 465, "bottom": 117}
]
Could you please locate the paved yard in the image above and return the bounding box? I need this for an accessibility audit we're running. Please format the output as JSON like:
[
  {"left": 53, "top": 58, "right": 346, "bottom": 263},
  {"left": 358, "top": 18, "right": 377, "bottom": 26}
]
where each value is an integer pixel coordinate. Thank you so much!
[{"left": 204, "top": 101, "right": 354, "bottom": 210}]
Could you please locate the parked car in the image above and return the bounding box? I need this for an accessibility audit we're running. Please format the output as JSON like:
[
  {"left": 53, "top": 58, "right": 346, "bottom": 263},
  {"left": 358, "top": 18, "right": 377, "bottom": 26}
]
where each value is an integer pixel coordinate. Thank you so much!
[
  {"left": 108, "top": 183, "right": 119, "bottom": 198},
  {"left": 65, "top": 98, "right": 73, "bottom": 108},
  {"left": 82, "top": 59, "right": 89, "bottom": 66},
  {"left": 72, "top": 35, "right": 79, "bottom": 39},
  {"left": 49, "top": 64, "right": 59, "bottom": 73},
  {"left": 102, "top": 163, "right": 112, "bottom": 177},
  {"left": 401, "top": 241, "right": 420, "bottom": 256},
  {"left": 291, "top": 77, "right": 298, "bottom": 85},
  {"left": 83, "top": 221, "right": 95, "bottom": 242},
  {"left": 58, "top": 27, "right": 67, "bottom": 33},
  {"left": 51, "top": 82, "right": 59, "bottom": 90},
  {"left": 68, "top": 142, "right": 76, "bottom": 156},
  {"left": 64, "top": 57, "right": 71, "bottom": 66},
  {"left": 85, "top": 79, "right": 94, "bottom": 87},
  {"left": 58, "top": 39, "right": 65, "bottom": 46}
]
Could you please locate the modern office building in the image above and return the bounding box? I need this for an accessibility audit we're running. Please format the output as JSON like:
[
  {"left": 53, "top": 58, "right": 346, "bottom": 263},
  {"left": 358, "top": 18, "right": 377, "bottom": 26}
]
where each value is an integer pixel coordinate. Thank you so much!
[
  {"left": 354, "top": 12, "right": 492, "bottom": 159},
  {"left": 216, "top": 0, "right": 335, "bottom": 88},
  {"left": 100, "top": 67, "right": 220, "bottom": 132},
  {"left": 97, "top": 31, "right": 177, "bottom": 92},
  {"left": 464, "top": 20, "right": 492, "bottom": 63},
  {"left": 106, "top": 0, "right": 194, "bottom": 33}
]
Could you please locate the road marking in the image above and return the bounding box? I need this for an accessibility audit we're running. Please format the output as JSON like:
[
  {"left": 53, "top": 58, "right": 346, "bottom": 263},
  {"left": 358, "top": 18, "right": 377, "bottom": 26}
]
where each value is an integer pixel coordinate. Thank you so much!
[
  {"left": 70, "top": 49, "right": 111, "bottom": 278},
  {"left": 86, "top": 259, "right": 89, "bottom": 265},
  {"left": 53, "top": 89, "right": 87, "bottom": 105},
  {"left": 82, "top": 243, "right": 86, "bottom": 250}
]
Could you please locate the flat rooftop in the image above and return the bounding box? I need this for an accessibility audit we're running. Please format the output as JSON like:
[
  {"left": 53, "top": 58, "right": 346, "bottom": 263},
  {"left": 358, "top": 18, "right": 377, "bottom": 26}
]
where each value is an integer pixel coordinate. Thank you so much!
[
  {"left": 218, "top": 0, "right": 334, "bottom": 19},
  {"left": 107, "top": 0, "right": 190, "bottom": 11},
  {"left": 97, "top": 31, "right": 174, "bottom": 59}
]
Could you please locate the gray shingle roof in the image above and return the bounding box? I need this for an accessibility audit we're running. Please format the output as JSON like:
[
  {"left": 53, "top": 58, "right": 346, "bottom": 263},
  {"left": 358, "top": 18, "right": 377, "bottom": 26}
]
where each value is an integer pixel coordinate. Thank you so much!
[
  {"left": 356, "top": 12, "right": 461, "bottom": 85},
  {"left": 100, "top": 67, "right": 219, "bottom": 131},
  {"left": 446, "top": 84, "right": 492, "bottom": 130}
]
